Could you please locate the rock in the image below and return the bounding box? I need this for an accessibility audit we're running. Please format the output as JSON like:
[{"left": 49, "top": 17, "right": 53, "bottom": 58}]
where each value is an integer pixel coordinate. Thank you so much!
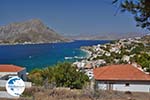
[{"left": 0, "top": 19, "right": 70, "bottom": 44}]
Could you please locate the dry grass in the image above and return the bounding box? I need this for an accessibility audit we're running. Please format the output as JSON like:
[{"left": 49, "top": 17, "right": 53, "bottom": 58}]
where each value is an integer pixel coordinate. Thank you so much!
[{"left": 1, "top": 87, "right": 150, "bottom": 100}]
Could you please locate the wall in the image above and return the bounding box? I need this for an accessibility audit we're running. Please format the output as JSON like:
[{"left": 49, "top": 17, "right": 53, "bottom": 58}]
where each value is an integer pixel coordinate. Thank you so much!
[
  {"left": 0, "top": 72, "right": 17, "bottom": 79},
  {"left": 17, "top": 69, "right": 27, "bottom": 81},
  {"left": 96, "top": 81, "right": 150, "bottom": 92},
  {"left": 0, "top": 69, "right": 27, "bottom": 81},
  {"left": 113, "top": 84, "right": 150, "bottom": 92},
  {"left": 0, "top": 80, "right": 32, "bottom": 88}
]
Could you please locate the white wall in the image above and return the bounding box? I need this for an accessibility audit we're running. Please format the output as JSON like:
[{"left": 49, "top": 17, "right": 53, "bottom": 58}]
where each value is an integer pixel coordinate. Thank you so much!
[
  {"left": 97, "top": 82, "right": 150, "bottom": 92},
  {"left": 0, "top": 72, "right": 17, "bottom": 80},
  {"left": 113, "top": 84, "right": 150, "bottom": 92},
  {"left": 0, "top": 72, "right": 17, "bottom": 77},
  {"left": 0, "top": 80, "right": 32, "bottom": 88},
  {"left": 97, "top": 83, "right": 107, "bottom": 90},
  {"left": 0, "top": 91, "right": 19, "bottom": 99},
  {"left": 0, "top": 70, "right": 27, "bottom": 81}
]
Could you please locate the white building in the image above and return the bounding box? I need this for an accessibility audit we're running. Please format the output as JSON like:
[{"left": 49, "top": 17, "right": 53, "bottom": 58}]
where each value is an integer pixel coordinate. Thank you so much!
[
  {"left": 105, "top": 52, "right": 111, "bottom": 56},
  {"left": 122, "top": 55, "right": 130, "bottom": 62},
  {"left": 0, "top": 65, "right": 31, "bottom": 99},
  {"left": 0, "top": 64, "right": 27, "bottom": 81},
  {"left": 93, "top": 64, "right": 150, "bottom": 92},
  {"left": 85, "top": 70, "right": 94, "bottom": 80},
  {"left": 109, "top": 47, "right": 120, "bottom": 53}
]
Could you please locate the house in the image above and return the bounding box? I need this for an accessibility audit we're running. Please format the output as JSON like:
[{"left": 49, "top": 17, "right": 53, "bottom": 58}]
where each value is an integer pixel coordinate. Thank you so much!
[
  {"left": 85, "top": 70, "right": 94, "bottom": 80},
  {"left": 105, "top": 52, "right": 111, "bottom": 56},
  {"left": 93, "top": 64, "right": 150, "bottom": 92},
  {"left": 84, "top": 63, "right": 93, "bottom": 69},
  {"left": 0, "top": 65, "right": 31, "bottom": 99},
  {"left": 0, "top": 64, "right": 27, "bottom": 81},
  {"left": 121, "top": 55, "right": 130, "bottom": 63}
]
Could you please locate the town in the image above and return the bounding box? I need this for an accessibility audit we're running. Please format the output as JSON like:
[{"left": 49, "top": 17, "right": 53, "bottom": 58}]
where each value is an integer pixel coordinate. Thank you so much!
[
  {"left": 74, "top": 35, "right": 150, "bottom": 80},
  {"left": 0, "top": 35, "right": 150, "bottom": 99}
]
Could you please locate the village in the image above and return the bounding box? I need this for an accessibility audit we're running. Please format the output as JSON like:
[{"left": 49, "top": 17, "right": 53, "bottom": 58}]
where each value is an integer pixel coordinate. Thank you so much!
[
  {"left": 73, "top": 35, "right": 150, "bottom": 92},
  {"left": 0, "top": 35, "right": 150, "bottom": 99}
]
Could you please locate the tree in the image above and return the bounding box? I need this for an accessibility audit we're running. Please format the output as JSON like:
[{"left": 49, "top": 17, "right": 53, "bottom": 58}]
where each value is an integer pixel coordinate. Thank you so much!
[
  {"left": 50, "top": 62, "right": 89, "bottom": 89},
  {"left": 28, "top": 68, "right": 44, "bottom": 86},
  {"left": 113, "top": 0, "right": 150, "bottom": 30},
  {"left": 28, "top": 62, "right": 89, "bottom": 89},
  {"left": 134, "top": 53, "right": 150, "bottom": 71},
  {"left": 131, "top": 46, "right": 142, "bottom": 54}
]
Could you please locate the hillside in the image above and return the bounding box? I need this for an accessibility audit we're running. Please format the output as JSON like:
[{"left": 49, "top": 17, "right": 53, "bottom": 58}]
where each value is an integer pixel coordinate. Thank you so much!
[
  {"left": 141, "top": 34, "right": 150, "bottom": 44},
  {"left": 2, "top": 87, "right": 149, "bottom": 100},
  {"left": 0, "top": 19, "right": 69, "bottom": 44},
  {"left": 67, "top": 33, "right": 145, "bottom": 40}
]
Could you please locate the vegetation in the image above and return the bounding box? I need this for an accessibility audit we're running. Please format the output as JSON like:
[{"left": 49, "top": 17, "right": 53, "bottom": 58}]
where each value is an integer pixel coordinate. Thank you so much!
[
  {"left": 21, "top": 87, "right": 150, "bottom": 100},
  {"left": 113, "top": 0, "right": 150, "bottom": 30},
  {"left": 132, "top": 53, "right": 150, "bottom": 71},
  {"left": 131, "top": 46, "right": 143, "bottom": 54},
  {"left": 28, "top": 62, "right": 89, "bottom": 89},
  {"left": 88, "top": 39, "right": 150, "bottom": 69}
]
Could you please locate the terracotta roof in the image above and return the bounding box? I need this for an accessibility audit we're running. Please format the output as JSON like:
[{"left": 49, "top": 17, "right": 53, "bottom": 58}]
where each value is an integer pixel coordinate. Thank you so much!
[
  {"left": 0, "top": 64, "right": 24, "bottom": 72},
  {"left": 85, "top": 63, "right": 93, "bottom": 69},
  {"left": 93, "top": 64, "right": 150, "bottom": 81}
]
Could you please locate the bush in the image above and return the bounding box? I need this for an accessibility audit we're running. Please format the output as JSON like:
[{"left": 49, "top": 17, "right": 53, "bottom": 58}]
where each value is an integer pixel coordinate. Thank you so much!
[
  {"left": 28, "top": 62, "right": 89, "bottom": 89},
  {"left": 134, "top": 53, "right": 150, "bottom": 72}
]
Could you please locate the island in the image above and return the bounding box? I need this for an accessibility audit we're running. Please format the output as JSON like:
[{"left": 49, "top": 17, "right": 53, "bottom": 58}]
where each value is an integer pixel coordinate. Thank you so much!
[{"left": 0, "top": 19, "right": 70, "bottom": 45}]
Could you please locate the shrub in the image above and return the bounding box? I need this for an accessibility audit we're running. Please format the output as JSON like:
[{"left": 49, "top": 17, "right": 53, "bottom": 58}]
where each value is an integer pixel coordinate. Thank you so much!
[{"left": 28, "top": 62, "right": 89, "bottom": 89}]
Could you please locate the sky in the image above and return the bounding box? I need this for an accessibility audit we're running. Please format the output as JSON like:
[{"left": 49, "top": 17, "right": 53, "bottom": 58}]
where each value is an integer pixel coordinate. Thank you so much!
[{"left": 0, "top": 0, "right": 147, "bottom": 35}]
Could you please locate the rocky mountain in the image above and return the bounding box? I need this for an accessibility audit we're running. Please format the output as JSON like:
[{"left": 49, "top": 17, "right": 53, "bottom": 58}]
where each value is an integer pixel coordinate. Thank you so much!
[{"left": 0, "top": 19, "right": 69, "bottom": 44}]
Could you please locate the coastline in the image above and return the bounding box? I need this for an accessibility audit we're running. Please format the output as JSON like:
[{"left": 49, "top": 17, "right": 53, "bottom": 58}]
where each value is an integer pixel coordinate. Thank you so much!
[
  {"left": 80, "top": 48, "right": 92, "bottom": 59},
  {"left": 0, "top": 40, "right": 111, "bottom": 46},
  {"left": 0, "top": 40, "right": 74, "bottom": 46},
  {"left": 0, "top": 40, "right": 109, "bottom": 71}
]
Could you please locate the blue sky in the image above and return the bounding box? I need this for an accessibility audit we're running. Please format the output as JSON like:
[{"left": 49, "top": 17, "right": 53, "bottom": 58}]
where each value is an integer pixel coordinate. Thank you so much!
[{"left": 0, "top": 0, "right": 147, "bottom": 35}]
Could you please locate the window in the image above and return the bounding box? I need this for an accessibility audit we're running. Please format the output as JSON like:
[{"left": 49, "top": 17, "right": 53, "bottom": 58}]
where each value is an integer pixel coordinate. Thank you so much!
[{"left": 125, "top": 83, "right": 130, "bottom": 87}]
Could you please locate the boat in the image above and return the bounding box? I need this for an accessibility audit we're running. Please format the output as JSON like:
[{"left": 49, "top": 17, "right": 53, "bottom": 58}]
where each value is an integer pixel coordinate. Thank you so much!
[{"left": 64, "top": 57, "right": 73, "bottom": 60}]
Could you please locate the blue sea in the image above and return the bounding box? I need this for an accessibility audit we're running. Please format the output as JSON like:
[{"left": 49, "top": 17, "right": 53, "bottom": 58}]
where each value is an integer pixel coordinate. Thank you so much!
[{"left": 0, "top": 40, "right": 110, "bottom": 72}]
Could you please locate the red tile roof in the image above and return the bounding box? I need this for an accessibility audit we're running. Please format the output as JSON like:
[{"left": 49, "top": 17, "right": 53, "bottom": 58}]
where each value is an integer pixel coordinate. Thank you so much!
[
  {"left": 93, "top": 64, "right": 150, "bottom": 81},
  {"left": 0, "top": 64, "right": 24, "bottom": 72}
]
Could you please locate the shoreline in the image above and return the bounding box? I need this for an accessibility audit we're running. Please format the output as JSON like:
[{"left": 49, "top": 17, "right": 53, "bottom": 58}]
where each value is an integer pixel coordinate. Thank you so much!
[
  {"left": 80, "top": 48, "right": 92, "bottom": 59},
  {"left": 0, "top": 40, "right": 111, "bottom": 46},
  {"left": 0, "top": 40, "right": 74, "bottom": 46},
  {"left": 0, "top": 40, "right": 109, "bottom": 72}
]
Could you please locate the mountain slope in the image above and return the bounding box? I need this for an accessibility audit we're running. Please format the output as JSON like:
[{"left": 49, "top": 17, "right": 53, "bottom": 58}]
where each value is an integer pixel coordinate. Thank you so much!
[
  {"left": 67, "top": 33, "right": 145, "bottom": 40},
  {"left": 0, "top": 19, "right": 69, "bottom": 44}
]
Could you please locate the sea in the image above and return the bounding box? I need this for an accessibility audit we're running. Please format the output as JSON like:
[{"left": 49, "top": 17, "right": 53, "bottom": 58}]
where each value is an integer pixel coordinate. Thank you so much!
[{"left": 0, "top": 40, "right": 110, "bottom": 72}]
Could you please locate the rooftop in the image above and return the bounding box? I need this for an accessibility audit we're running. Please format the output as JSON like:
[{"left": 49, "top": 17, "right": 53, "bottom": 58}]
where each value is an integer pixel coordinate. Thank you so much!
[
  {"left": 0, "top": 64, "right": 24, "bottom": 72},
  {"left": 93, "top": 64, "right": 150, "bottom": 81}
]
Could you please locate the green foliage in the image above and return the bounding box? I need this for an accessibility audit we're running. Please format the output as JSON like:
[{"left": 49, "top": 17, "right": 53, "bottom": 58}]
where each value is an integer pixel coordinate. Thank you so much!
[
  {"left": 28, "top": 62, "right": 89, "bottom": 89},
  {"left": 110, "top": 40, "right": 116, "bottom": 44},
  {"left": 134, "top": 53, "right": 150, "bottom": 71},
  {"left": 131, "top": 46, "right": 143, "bottom": 54},
  {"left": 28, "top": 69, "right": 43, "bottom": 86},
  {"left": 120, "top": 47, "right": 129, "bottom": 55},
  {"left": 113, "top": 0, "right": 150, "bottom": 30},
  {"left": 98, "top": 54, "right": 114, "bottom": 64}
]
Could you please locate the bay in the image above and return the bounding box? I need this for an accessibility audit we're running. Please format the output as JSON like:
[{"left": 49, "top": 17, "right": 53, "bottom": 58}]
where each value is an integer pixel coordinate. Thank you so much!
[{"left": 0, "top": 40, "right": 110, "bottom": 72}]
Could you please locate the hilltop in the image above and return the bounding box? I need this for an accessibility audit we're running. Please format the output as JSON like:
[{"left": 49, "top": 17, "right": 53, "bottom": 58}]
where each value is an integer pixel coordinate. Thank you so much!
[
  {"left": 67, "top": 33, "right": 145, "bottom": 40},
  {"left": 0, "top": 19, "right": 69, "bottom": 44}
]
